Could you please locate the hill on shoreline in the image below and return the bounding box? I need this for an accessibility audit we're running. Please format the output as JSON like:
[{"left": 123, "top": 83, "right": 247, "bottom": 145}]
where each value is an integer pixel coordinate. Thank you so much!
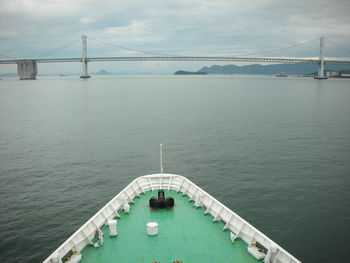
[
  {"left": 198, "top": 63, "right": 350, "bottom": 75},
  {"left": 174, "top": 70, "right": 207, "bottom": 75}
]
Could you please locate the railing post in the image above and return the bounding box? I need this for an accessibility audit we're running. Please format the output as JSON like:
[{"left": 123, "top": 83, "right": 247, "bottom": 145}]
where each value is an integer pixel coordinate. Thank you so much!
[{"left": 80, "top": 35, "right": 91, "bottom": 78}]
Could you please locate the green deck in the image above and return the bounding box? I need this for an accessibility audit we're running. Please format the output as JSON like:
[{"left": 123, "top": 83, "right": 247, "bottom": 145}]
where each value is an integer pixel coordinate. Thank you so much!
[{"left": 81, "top": 190, "right": 261, "bottom": 263}]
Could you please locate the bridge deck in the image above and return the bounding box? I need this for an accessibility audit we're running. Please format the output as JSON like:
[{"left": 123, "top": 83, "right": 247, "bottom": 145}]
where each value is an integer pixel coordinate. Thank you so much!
[{"left": 1, "top": 56, "right": 350, "bottom": 65}]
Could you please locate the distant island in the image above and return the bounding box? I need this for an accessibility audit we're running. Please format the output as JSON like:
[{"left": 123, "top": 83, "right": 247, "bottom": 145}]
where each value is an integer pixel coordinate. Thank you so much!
[
  {"left": 94, "top": 69, "right": 110, "bottom": 75},
  {"left": 174, "top": 70, "right": 207, "bottom": 75},
  {"left": 0, "top": 72, "right": 17, "bottom": 77},
  {"left": 2, "top": 64, "right": 350, "bottom": 77},
  {"left": 196, "top": 63, "right": 350, "bottom": 75}
]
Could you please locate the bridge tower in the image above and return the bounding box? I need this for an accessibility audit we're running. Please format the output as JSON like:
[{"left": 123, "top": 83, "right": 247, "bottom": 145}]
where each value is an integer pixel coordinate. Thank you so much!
[
  {"left": 314, "top": 36, "right": 327, "bottom": 79},
  {"left": 80, "top": 35, "right": 91, "bottom": 78}
]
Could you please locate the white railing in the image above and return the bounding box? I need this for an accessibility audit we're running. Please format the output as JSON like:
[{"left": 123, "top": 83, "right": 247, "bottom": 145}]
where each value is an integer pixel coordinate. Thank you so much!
[{"left": 43, "top": 174, "right": 301, "bottom": 263}]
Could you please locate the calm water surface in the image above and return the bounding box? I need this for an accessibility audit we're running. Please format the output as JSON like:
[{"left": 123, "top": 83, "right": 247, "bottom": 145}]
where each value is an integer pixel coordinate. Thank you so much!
[{"left": 0, "top": 75, "right": 349, "bottom": 263}]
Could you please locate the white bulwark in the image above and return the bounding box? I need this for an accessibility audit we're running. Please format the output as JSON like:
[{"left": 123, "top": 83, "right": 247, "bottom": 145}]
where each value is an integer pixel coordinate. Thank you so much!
[{"left": 42, "top": 174, "right": 301, "bottom": 263}]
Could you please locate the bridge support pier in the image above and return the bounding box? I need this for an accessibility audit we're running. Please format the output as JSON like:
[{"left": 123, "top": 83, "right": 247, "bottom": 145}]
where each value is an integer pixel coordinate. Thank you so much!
[
  {"left": 80, "top": 35, "right": 90, "bottom": 79},
  {"left": 80, "top": 60, "right": 90, "bottom": 78},
  {"left": 17, "top": 60, "right": 37, "bottom": 80},
  {"left": 314, "top": 36, "right": 327, "bottom": 80}
]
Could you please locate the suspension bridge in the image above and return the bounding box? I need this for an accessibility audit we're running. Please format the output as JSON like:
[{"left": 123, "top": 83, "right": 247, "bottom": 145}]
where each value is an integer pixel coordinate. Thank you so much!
[{"left": 0, "top": 35, "right": 349, "bottom": 80}]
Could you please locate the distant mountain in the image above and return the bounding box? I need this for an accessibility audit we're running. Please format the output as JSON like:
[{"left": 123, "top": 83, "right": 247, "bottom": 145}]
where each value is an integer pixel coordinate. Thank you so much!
[
  {"left": 94, "top": 69, "right": 110, "bottom": 75},
  {"left": 0, "top": 72, "right": 17, "bottom": 77},
  {"left": 198, "top": 63, "right": 350, "bottom": 75},
  {"left": 174, "top": 70, "right": 207, "bottom": 75}
]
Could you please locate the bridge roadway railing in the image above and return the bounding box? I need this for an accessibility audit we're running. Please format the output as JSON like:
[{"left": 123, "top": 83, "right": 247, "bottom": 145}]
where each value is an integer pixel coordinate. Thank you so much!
[
  {"left": 87, "top": 56, "right": 320, "bottom": 64},
  {"left": 42, "top": 173, "right": 301, "bottom": 263},
  {"left": 0, "top": 58, "right": 82, "bottom": 64},
  {"left": 1, "top": 56, "right": 350, "bottom": 65}
]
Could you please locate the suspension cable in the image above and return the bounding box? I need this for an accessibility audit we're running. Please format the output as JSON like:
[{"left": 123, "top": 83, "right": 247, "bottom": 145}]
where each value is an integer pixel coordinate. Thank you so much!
[
  {"left": 236, "top": 38, "right": 319, "bottom": 57},
  {"left": 326, "top": 39, "right": 350, "bottom": 54},
  {"left": 86, "top": 36, "right": 176, "bottom": 57},
  {"left": 38, "top": 37, "right": 81, "bottom": 59}
]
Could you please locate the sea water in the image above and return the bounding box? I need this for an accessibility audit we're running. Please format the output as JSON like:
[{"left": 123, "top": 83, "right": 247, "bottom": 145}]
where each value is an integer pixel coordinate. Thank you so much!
[{"left": 0, "top": 75, "right": 349, "bottom": 263}]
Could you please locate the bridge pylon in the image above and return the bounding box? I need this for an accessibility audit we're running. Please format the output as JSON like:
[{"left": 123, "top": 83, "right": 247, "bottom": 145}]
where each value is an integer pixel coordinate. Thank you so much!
[
  {"left": 314, "top": 36, "right": 327, "bottom": 80},
  {"left": 80, "top": 35, "right": 91, "bottom": 79}
]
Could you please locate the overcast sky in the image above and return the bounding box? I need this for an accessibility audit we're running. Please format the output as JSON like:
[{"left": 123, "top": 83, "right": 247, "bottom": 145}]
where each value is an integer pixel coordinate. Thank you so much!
[{"left": 1, "top": 0, "right": 350, "bottom": 74}]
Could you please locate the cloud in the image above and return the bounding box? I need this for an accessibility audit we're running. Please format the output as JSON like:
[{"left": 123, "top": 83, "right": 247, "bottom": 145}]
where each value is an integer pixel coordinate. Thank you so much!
[
  {"left": 80, "top": 17, "right": 95, "bottom": 24},
  {"left": 0, "top": 0, "right": 349, "bottom": 73}
]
